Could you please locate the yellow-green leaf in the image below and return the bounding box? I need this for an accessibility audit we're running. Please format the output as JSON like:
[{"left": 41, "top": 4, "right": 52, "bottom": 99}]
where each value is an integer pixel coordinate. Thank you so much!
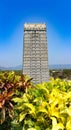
[
  {"left": 19, "top": 112, "right": 26, "bottom": 122},
  {"left": 27, "top": 128, "right": 36, "bottom": 130},
  {"left": 12, "top": 97, "right": 22, "bottom": 103}
]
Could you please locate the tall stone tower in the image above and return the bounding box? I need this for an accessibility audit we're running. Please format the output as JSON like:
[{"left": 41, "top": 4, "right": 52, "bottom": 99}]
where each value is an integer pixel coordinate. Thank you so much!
[{"left": 23, "top": 23, "right": 49, "bottom": 84}]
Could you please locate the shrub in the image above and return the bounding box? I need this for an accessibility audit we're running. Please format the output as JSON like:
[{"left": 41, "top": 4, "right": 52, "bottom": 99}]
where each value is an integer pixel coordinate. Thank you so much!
[
  {"left": 12, "top": 78, "right": 71, "bottom": 130},
  {"left": 1, "top": 71, "right": 71, "bottom": 130},
  {"left": 0, "top": 71, "right": 33, "bottom": 130}
]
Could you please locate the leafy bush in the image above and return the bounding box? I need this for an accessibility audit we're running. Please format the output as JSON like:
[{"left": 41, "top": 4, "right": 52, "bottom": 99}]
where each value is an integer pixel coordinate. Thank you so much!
[
  {"left": 1, "top": 71, "right": 71, "bottom": 130},
  {"left": 0, "top": 71, "right": 33, "bottom": 130},
  {"left": 12, "top": 78, "right": 71, "bottom": 130}
]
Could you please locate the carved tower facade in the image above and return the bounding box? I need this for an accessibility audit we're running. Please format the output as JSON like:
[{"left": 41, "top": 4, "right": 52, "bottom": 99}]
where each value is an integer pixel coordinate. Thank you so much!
[{"left": 23, "top": 23, "right": 49, "bottom": 84}]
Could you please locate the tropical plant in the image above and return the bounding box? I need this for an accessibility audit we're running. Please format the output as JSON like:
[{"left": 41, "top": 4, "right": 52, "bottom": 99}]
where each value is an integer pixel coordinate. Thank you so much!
[
  {"left": 0, "top": 71, "right": 33, "bottom": 130},
  {"left": 12, "top": 78, "right": 71, "bottom": 130},
  {"left": 1, "top": 71, "right": 71, "bottom": 130}
]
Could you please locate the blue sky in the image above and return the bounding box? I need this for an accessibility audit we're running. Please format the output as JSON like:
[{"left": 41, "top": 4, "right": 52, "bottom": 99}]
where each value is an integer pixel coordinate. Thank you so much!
[{"left": 0, "top": 0, "right": 71, "bottom": 67}]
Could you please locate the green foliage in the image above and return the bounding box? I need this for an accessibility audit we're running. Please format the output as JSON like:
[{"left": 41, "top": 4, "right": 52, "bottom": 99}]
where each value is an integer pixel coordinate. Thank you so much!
[
  {"left": 50, "top": 69, "right": 71, "bottom": 80},
  {"left": 12, "top": 78, "right": 71, "bottom": 130},
  {"left": 0, "top": 71, "right": 33, "bottom": 130},
  {"left": 1, "top": 71, "right": 71, "bottom": 130}
]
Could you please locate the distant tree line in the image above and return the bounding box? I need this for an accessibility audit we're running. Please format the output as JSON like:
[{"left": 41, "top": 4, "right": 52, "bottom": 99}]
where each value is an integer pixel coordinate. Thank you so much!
[
  {"left": 0, "top": 69, "right": 71, "bottom": 80},
  {"left": 50, "top": 69, "right": 71, "bottom": 80}
]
